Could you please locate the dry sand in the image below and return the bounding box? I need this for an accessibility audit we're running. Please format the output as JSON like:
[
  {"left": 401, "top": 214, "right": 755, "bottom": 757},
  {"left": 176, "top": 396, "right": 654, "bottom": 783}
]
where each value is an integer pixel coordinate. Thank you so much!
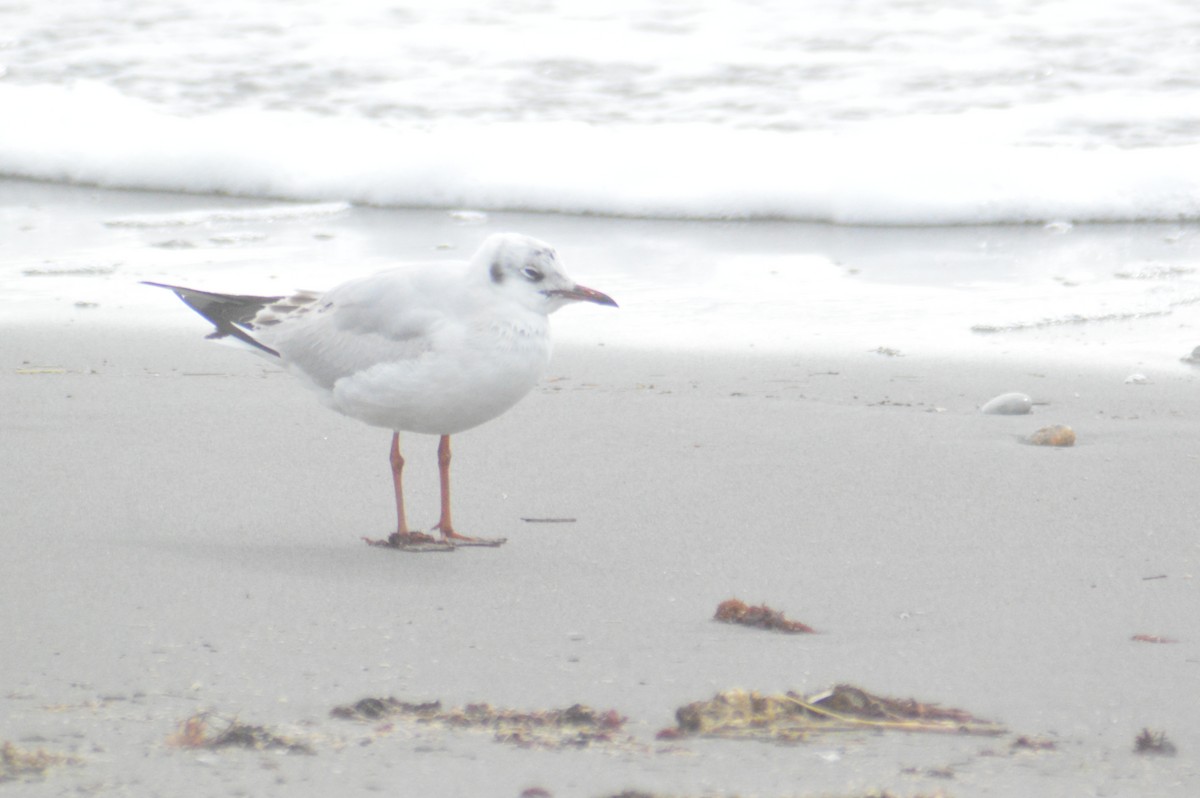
[{"left": 2, "top": 182, "right": 1199, "bottom": 796}]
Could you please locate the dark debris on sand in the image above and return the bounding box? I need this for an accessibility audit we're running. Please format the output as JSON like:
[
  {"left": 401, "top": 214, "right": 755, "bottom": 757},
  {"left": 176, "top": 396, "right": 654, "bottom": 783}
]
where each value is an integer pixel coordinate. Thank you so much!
[
  {"left": 1134, "top": 728, "right": 1177, "bottom": 756},
  {"left": 1010, "top": 735, "right": 1057, "bottom": 752},
  {"left": 332, "top": 697, "right": 628, "bottom": 750},
  {"left": 659, "top": 685, "right": 1005, "bottom": 742},
  {"left": 713, "top": 598, "right": 815, "bottom": 634},
  {"left": 168, "top": 713, "right": 314, "bottom": 755}
]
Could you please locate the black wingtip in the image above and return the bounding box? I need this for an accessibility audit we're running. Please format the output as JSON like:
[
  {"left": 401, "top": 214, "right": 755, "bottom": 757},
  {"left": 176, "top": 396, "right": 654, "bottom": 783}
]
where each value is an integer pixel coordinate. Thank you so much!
[{"left": 143, "top": 280, "right": 283, "bottom": 357}]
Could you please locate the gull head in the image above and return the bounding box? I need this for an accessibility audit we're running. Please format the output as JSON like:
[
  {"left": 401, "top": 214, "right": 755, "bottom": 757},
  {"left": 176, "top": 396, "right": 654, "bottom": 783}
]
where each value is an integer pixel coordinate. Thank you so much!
[{"left": 476, "top": 233, "right": 617, "bottom": 314}]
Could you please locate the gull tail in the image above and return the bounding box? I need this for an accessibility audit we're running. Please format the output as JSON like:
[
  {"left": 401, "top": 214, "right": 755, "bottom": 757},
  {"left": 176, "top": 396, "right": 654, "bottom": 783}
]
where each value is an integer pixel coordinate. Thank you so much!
[{"left": 142, "top": 281, "right": 284, "bottom": 357}]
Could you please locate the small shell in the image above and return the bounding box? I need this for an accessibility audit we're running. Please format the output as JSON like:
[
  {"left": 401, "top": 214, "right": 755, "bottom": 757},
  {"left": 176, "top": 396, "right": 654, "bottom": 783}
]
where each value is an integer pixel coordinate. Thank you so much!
[
  {"left": 1027, "top": 424, "right": 1075, "bottom": 447},
  {"left": 981, "top": 392, "right": 1033, "bottom": 415}
]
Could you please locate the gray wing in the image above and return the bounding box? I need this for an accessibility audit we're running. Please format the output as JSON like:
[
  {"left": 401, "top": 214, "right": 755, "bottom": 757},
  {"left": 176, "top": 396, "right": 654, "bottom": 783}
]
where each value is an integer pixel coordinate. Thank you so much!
[
  {"left": 147, "top": 262, "right": 477, "bottom": 388},
  {"left": 264, "top": 266, "right": 474, "bottom": 389}
]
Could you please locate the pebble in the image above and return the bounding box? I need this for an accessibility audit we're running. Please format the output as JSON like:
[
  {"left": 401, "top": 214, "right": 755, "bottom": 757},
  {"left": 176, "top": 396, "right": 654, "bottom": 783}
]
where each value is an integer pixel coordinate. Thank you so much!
[
  {"left": 981, "top": 392, "right": 1033, "bottom": 415},
  {"left": 1027, "top": 425, "right": 1075, "bottom": 447},
  {"left": 1124, "top": 373, "right": 1149, "bottom": 384}
]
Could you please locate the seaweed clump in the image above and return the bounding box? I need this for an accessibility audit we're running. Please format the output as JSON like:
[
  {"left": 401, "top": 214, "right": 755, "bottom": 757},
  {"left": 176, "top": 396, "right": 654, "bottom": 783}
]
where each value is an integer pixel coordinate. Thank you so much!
[
  {"left": 713, "top": 599, "right": 815, "bottom": 634},
  {"left": 331, "top": 697, "right": 627, "bottom": 750},
  {"left": 660, "top": 685, "right": 1005, "bottom": 742},
  {"left": 0, "top": 741, "right": 77, "bottom": 782},
  {"left": 168, "top": 713, "right": 314, "bottom": 755}
]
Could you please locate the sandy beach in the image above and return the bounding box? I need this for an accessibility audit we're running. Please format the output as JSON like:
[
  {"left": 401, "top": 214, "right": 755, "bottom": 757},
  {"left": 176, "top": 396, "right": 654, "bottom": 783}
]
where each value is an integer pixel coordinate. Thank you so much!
[{"left": 2, "top": 180, "right": 1199, "bottom": 796}]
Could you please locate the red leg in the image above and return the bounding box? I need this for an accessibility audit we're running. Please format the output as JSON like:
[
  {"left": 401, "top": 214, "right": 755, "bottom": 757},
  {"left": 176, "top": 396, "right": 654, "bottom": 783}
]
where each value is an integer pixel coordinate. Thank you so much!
[
  {"left": 433, "top": 435, "right": 506, "bottom": 546},
  {"left": 385, "top": 432, "right": 438, "bottom": 547},
  {"left": 391, "top": 432, "right": 407, "bottom": 534},
  {"left": 434, "top": 435, "right": 457, "bottom": 538}
]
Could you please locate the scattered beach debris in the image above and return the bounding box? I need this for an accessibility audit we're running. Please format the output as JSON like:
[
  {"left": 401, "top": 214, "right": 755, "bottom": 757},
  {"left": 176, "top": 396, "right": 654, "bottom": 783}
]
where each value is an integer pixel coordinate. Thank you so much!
[
  {"left": 713, "top": 599, "right": 815, "bottom": 634},
  {"left": 658, "top": 685, "right": 1005, "bottom": 742},
  {"left": 167, "top": 712, "right": 314, "bottom": 755},
  {"left": 1026, "top": 425, "right": 1075, "bottom": 447},
  {"left": 331, "top": 698, "right": 628, "bottom": 750},
  {"left": 1131, "top": 634, "right": 1177, "bottom": 644},
  {"left": 0, "top": 741, "right": 77, "bottom": 783},
  {"left": 1123, "top": 373, "right": 1149, "bottom": 385},
  {"left": 981, "top": 392, "right": 1033, "bottom": 415},
  {"left": 1134, "top": 728, "right": 1177, "bottom": 756},
  {"left": 331, "top": 697, "right": 437, "bottom": 721},
  {"left": 1011, "top": 735, "right": 1057, "bottom": 752}
]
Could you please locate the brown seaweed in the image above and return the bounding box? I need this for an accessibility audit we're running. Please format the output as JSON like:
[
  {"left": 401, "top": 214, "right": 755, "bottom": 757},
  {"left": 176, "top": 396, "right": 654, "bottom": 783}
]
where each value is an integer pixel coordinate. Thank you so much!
[
  {"left": 713, "top": 599, "right": 815, "bottom": 634},
  {"left": 660, "top": 685, "right": 1005, "bottom": 741}
]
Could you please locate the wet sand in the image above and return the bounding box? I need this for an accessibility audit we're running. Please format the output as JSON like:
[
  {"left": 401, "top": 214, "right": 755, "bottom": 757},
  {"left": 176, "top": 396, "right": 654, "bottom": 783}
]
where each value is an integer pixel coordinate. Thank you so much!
[{"left": 2, "top": 180, "right": 1199, "bottom": 795}]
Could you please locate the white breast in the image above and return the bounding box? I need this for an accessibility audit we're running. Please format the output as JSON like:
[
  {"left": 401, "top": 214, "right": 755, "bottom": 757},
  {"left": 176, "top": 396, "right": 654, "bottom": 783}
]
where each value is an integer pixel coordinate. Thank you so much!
[{"left": 278, "top": 310, "right": 552, "bottom": 435}]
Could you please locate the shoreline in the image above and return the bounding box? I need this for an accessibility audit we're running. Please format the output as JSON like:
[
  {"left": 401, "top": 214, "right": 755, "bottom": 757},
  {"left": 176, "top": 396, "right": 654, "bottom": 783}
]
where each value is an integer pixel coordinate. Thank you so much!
[{"left": 4, "top": 177, "right": 1200, "bottom": 369}]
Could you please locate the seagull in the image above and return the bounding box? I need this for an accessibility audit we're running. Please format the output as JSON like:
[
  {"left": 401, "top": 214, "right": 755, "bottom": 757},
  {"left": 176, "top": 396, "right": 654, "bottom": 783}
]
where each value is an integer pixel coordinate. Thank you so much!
[{"left": 145, "top": 233, "right": 617, "bottom": 550}]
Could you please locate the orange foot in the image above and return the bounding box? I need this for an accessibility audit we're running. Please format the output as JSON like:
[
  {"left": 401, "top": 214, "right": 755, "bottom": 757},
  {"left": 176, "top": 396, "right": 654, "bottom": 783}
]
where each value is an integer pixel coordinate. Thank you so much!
[{"left": 437, "top": 528, "right": 508, "bottom": 548}]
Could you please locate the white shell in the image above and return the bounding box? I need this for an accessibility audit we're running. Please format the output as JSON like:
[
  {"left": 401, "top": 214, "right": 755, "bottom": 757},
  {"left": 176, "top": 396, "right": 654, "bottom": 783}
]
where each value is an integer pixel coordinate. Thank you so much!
[{"left": 981, "top": 392, "right": 1033, "bottom": 415}]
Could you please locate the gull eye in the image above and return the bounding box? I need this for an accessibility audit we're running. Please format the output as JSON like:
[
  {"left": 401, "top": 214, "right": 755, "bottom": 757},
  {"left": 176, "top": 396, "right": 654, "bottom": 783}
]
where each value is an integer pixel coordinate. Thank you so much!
[{"left": 521, "top": 267, "right": 545, "bottom": 283}]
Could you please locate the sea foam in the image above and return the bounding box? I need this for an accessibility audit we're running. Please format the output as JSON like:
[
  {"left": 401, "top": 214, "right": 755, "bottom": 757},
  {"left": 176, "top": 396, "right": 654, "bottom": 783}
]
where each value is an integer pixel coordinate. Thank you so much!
[{"left": 1, "top": 82, "right": 1198, "bottom": 226}]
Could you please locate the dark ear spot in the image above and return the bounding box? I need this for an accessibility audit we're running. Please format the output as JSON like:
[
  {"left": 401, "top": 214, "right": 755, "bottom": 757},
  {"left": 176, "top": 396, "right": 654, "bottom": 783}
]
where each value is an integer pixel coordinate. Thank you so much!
[{"left": 490, "top": 262, "right": 504, "bottom": 284}]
